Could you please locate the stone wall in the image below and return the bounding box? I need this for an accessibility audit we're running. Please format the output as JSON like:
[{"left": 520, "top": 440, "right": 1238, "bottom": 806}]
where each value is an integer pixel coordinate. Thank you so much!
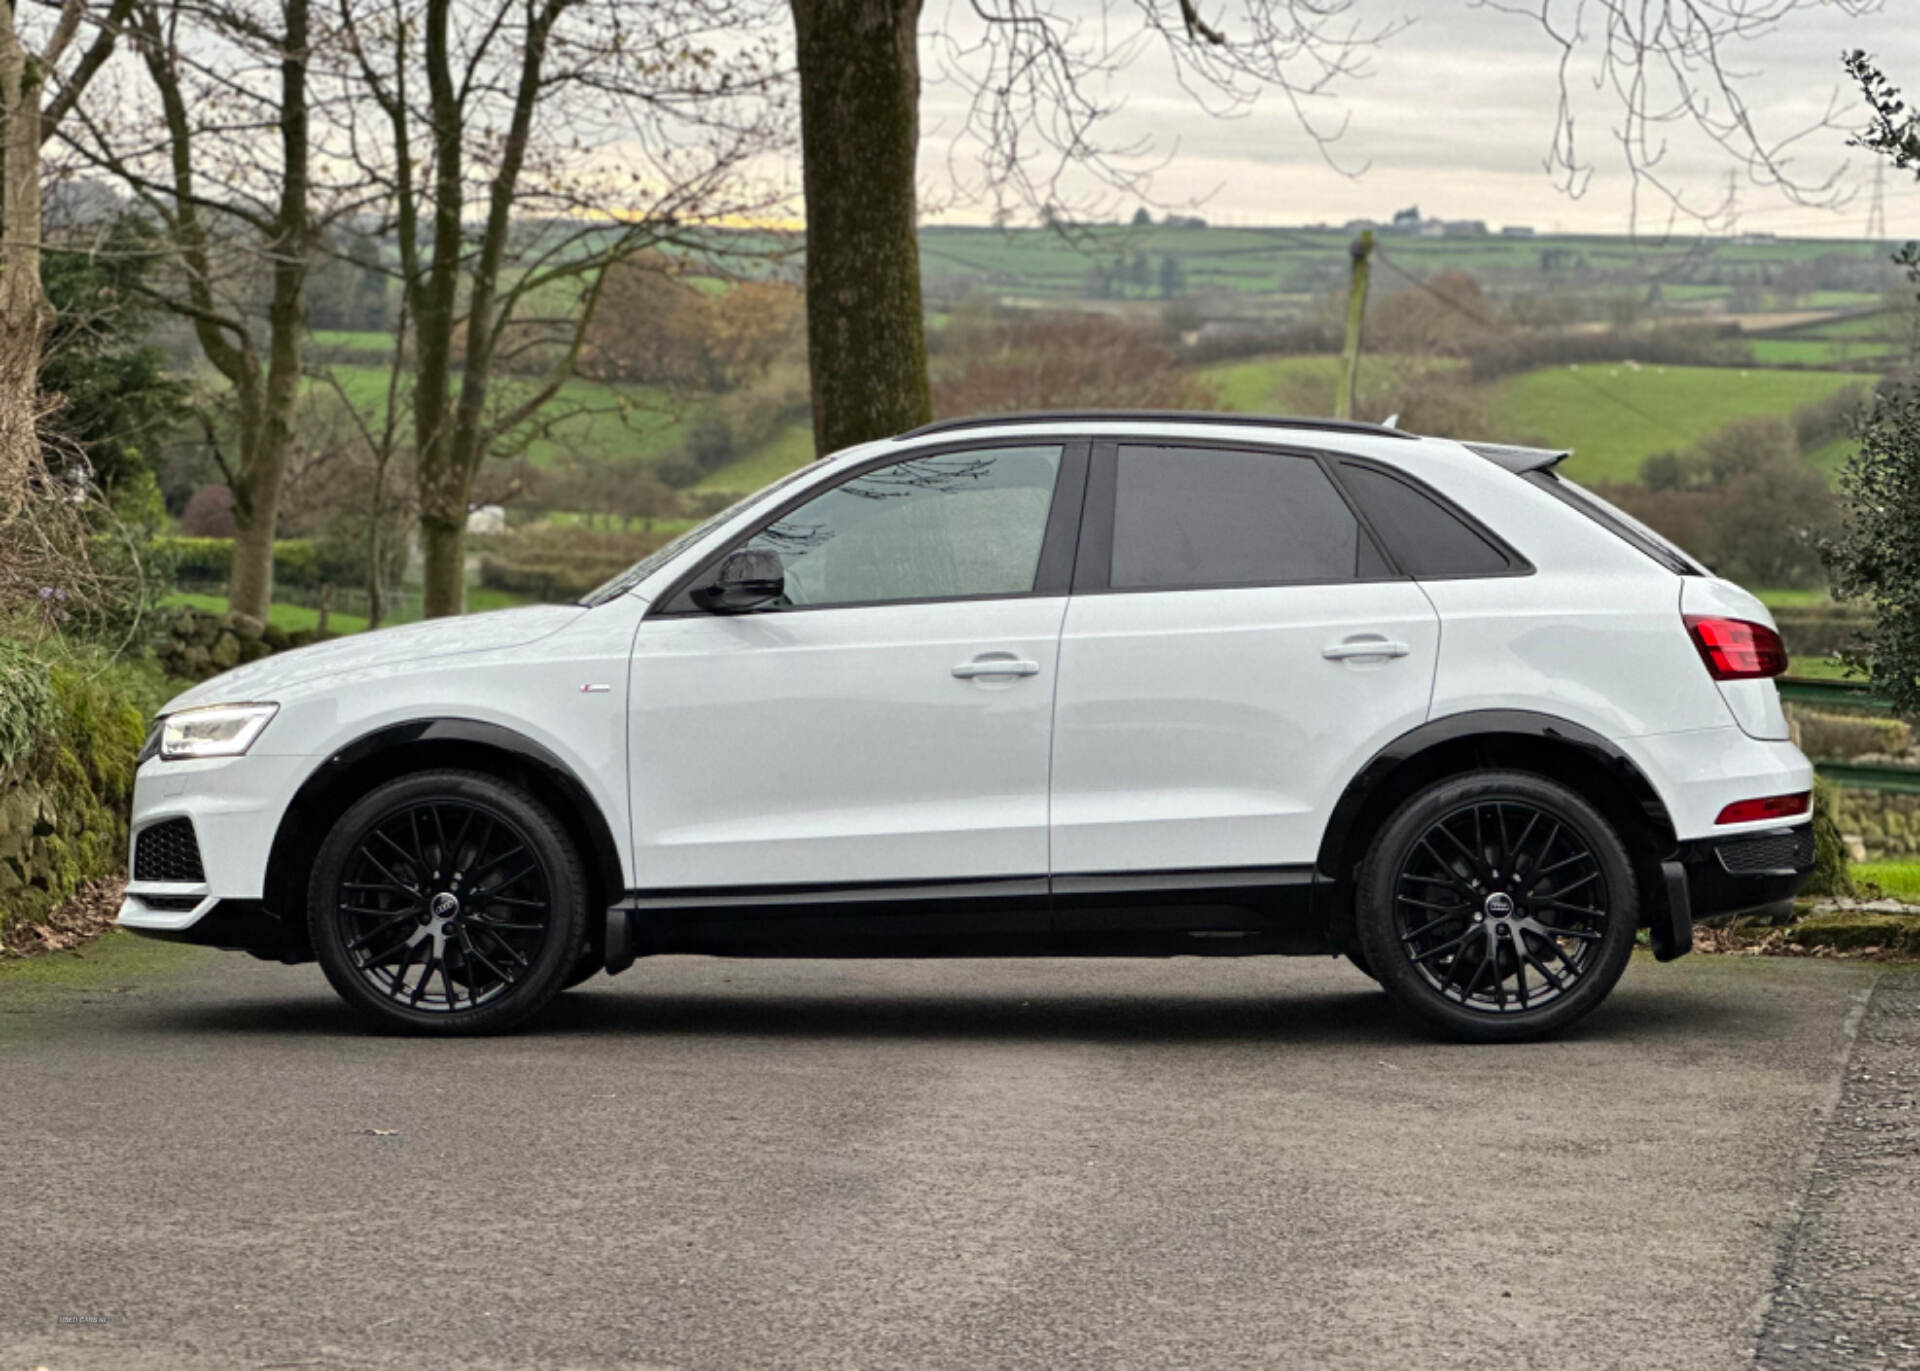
[
  {"left": 156, "top": 607, "right": 336, "bottom": 684},
  {"left": 0, "top": 641, "right": 157, "bottom": 936},
  {"left": 1831, "top": 786, "right": 1920, "bottom": 860}
]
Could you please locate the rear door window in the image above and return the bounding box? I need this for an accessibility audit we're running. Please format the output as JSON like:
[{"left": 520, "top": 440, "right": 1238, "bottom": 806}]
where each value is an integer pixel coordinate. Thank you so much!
[{"left": 1109, "top": 445, "right": 1386, "bottom": 590}]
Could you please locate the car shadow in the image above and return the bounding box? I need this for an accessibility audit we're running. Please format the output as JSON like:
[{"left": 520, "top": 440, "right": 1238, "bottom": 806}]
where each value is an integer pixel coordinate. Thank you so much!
[{"left": 132, "top": 969, "right": 1780, "bottom": 1049}]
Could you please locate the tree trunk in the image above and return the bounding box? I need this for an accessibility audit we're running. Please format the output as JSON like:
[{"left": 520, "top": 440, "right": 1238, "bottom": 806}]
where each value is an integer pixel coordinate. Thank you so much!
[
  {"left": 791, "top": 0, "right": 930, "bottom": 455},
  {"left": 0, "top": 0, "right": 49, "bottom": 512},
  {"left": 420, "top": 516, "right": 465, "bottom": 618},
  {"left": 228, "top": 498, "right": 276, "bottom": 623},
  {"left": 411, "top": 0, "right": 469, "bottom": 619}
]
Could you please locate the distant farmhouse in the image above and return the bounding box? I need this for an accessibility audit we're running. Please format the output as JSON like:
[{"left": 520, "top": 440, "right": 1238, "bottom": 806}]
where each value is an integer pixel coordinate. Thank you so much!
[{"left": 1378, "top": 206, "right": 1495, "bottom": 239}]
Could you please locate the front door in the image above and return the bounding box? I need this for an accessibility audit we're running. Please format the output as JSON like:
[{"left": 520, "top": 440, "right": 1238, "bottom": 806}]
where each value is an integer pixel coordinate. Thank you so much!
[{"left": 627, "top": 442, "right": 1086, "bottom": 917}]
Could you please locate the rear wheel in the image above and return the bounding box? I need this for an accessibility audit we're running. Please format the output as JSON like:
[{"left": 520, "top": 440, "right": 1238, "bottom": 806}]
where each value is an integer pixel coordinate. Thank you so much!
[
  {"left": 308, "top": 770, "right": 589, "bottom": 1034},
  {"left": 1354, "top": 770, "right": 1638, "bottom": 1043}
]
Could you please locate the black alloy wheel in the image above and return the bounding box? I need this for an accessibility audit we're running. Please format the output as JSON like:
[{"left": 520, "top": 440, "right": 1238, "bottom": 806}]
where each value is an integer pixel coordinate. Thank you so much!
[
  {"left": 1354, "top": 771, "right": 1638, "bottom": 1042},
  {"left": 309, "top": 770, "right": 589, "bottom": 1034}
]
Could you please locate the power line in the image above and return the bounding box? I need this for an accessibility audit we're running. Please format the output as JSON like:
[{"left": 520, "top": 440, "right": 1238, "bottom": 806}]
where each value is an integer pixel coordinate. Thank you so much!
[{"left": 1867, "top": 161, "right": 1888, "bottom": 242}]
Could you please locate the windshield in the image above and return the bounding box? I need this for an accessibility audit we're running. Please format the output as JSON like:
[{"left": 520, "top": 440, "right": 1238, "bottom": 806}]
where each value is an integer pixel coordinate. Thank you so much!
[{"left": 578, "top": 462, "right": 825, "bottom": 607}]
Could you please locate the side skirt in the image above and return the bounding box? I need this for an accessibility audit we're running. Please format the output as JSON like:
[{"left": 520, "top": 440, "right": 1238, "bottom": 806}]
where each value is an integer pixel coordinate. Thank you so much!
[{"left": 605, "top": 868, "right": 1327, "bottom": 972}]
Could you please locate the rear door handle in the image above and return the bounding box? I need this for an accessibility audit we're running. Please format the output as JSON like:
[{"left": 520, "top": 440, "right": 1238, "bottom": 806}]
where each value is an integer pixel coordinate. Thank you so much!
[
  {"left": 1323, "top": 636, "right": 1410, "bottom": 661},
  {"left": 953, "top": 655, "right": 1041, "bottom": 679}
]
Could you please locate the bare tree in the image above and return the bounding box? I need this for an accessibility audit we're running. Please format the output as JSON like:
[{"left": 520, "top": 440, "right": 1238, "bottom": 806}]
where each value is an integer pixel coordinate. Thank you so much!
[
  {"left": 792, "top": 0, "right": 1882, "bottom": 454},
  {"left": 0, "top": 0, "right": 127, "bottom": 510},
  {"left": 332, "top": 0, "right": 786, "bottom": 616},
  {"left": 61, "top": 0, "right": 370, "bottom": 618}
]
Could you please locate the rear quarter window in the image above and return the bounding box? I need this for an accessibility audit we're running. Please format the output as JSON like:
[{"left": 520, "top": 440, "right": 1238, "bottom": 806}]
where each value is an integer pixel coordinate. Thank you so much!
[{"left": 1335, "top": 461, "right": 1518, "bottom": 578}]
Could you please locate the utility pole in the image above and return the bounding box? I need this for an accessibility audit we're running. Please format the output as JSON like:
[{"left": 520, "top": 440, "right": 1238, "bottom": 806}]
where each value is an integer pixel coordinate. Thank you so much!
[
  {"left": 1337, "top": 230, "right": 1373, "bottom": 421},
  {"left": 1866, "top": 161, "right": 1888, "bottom": 242}
]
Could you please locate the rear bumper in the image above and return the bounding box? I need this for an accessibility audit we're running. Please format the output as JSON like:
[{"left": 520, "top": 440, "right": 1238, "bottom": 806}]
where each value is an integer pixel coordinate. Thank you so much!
[
  {"left": 1652, "top": 822, "right": 1815, "bottom": 961},
  {"left": 1680, "top": 823, "right": 1816, "bottom": 917}
]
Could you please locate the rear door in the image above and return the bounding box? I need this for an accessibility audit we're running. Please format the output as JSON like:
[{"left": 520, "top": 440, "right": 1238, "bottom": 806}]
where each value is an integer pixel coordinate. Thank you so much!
[{"left": 1047, "top": 441, "right": 1441, "bottom": 894}]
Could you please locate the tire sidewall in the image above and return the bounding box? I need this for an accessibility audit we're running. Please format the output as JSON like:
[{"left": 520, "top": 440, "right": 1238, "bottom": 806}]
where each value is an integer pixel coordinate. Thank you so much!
[
  {"left": 308, "top": 770, "right": 589, "bottom": 1034},
  {"left": 1354, "top": 770, "right": 1639, "bottom": 1042}
]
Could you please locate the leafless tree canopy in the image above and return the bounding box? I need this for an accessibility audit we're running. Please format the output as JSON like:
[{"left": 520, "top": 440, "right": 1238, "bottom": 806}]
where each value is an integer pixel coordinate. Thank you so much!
[
  {"left": 1487, "top": 0, "right": 1885, "bottom": 227},
  {"left": 917, "top": 0, "right": 1882, "bottom": 226}
]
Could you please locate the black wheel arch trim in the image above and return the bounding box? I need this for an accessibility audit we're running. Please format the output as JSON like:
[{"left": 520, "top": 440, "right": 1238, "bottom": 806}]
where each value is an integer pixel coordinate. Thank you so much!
[
  {"left": 265, "top": 718, "right": 626, "bottom": 930},
  {"left": 1314, "top": 710, "right": 1678, "bottom": 886}
]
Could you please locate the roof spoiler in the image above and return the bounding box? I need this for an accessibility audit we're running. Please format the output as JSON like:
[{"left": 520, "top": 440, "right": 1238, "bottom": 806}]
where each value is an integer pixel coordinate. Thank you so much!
[{"left": 1462, "top": 441, "right": 1572, "bottom": 474}]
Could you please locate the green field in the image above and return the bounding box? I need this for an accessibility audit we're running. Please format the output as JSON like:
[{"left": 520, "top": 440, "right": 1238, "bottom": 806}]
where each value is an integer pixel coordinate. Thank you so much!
[
  {"left": 1786, "top": 654, "right": 1859, "bottom": 680},
  {"left": 1855, "top": 862, "right": 1920, "bottom": 902},
  {"left": 166, "top": 586, "right": 534, "bottom": 633},
  {"left": 1489, "top": 364, "right": 1866, "bottom": 483},
  {"left": 916, "top": 224, "right": 1892, "bottom": 302},
  {"left": 166, "top": 591, "right": 369, "bottom": 635},
  {"left": 694, "top": 421, "right": 817, "bottom": 495},
  {"left": 312, "top": 365, "right": 687, "bottom": 467}
]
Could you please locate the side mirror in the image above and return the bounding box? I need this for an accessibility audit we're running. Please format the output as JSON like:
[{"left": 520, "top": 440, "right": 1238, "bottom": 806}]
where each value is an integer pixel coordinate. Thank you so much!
[{"left": 691, "top": 548, "right": 785, "bottom": 614}]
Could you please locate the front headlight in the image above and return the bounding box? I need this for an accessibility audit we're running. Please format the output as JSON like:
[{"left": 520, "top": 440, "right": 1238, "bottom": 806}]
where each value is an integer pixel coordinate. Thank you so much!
[{"left": 158, "top": 703, "right": 279, "bottom": 761}]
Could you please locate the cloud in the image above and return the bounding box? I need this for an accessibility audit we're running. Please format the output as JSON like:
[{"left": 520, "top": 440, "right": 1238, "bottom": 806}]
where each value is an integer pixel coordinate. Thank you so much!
[{"left": 915, "top": 0, "right": 1920, "bottom": 234}]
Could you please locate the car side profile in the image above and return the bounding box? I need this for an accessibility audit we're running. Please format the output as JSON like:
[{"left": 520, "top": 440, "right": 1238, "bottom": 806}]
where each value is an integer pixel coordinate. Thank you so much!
[{"left": 117, "top": 412, "right": 1816, "bottom": 1040}]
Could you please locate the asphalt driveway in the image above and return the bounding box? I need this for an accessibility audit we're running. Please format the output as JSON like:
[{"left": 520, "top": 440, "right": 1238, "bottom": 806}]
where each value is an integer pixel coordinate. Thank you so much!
[{"left": 1, "top": 938, "right": 1913, "bottom": 1370}]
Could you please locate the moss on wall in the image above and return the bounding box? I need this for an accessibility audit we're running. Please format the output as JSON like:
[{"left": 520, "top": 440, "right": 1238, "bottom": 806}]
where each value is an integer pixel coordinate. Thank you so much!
[{"left": 0, "top": 636, "right": 168, "bottom": 937}]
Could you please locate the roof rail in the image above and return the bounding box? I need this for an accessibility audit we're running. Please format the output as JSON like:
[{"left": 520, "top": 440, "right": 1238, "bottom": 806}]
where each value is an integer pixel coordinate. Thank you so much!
[
  {"left": 898, "top": 410, "right": 1417, "bottom": 441},
  {"left": 1461, "top": 441, "right": 1571, "bottom": 474}
]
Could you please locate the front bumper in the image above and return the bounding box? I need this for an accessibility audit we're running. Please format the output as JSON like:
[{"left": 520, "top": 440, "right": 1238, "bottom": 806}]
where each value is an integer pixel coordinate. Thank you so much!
[
  {"left": 1650, "top": 822, "right": 1816, "bottom": 961},
  {"left": 116, "top": 753, "right": 314, "bottom": 935}
]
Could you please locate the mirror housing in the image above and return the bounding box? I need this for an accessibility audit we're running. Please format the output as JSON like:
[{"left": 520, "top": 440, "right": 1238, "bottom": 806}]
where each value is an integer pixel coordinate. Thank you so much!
[{"left": 691, "top": 548, "right": 785, "bottom": 614}]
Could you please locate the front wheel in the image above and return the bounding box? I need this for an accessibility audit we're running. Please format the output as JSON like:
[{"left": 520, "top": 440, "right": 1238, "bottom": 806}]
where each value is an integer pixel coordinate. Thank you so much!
[
  {"left": 308, "top": 770, "right": 590, "bottom": 1034},
  {"left": 1354, "top": 771, "right": 1639, "bottom": 1043}
]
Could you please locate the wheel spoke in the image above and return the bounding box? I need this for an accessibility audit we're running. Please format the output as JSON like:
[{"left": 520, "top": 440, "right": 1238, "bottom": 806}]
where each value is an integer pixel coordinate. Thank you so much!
[
  {"left": 1536, "top": 869, "right": 1600, "bottom": 898},
  {"left": 1531, "top": 922, "right": 1602, "bottom": 942},
  {"left": 1519, "top": 938, "right": 1566, "bottom": 992},
  {"left": 1414, "top": 840, "right": 1480, "bottom": 900},
  {"left": 474, "top": 893, "right": 547, "bottom": 911},
  {"left": 1402, "top": 910, "right": 1469, "bottom": 942},
  {"left": 357, "top": 845, "right": 419, "bottom": 896},
  {"left": 1410, "top": 926, "right": 1478, "bottom": 965},
  {"left": 1533, "top": 898, "right": 1605, "bottom": 917},
  {"left": 458, "top": 927, "right": 516, "bottom": 985},
  {"left": 1528, "top": 850, "right": 1592, "bottom": 882},
  {"left": 472, "top": 864, "right": 540, "bottom": 900},
  {"left": 1431, "top": 822, "right": 1491, "bottom": 883}
]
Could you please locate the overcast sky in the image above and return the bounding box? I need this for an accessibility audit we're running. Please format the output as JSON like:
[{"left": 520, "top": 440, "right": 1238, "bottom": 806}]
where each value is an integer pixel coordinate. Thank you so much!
[{"left": 907, "top": 0, "right": 1920, "bottom": 237}]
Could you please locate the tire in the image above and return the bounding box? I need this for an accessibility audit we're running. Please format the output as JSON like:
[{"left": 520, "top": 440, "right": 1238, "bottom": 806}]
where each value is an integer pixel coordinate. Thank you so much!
[
  {"left": 308, "top": 769, "right": 590, "bottom": 1035},
  {"left": 1353, "top": 770, "right": 1639, "bottom": 1043},
  {"left": 561, "top": 952, "right": 601, "bottom": 990}
]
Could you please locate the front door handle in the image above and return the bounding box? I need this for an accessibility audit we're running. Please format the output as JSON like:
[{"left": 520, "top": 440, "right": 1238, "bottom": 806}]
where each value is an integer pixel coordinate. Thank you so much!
[
  {"left": 953, "top": 655, "right": 1041, "bottom": 679},
  {"left": 1323, "top": 636, "right": 1410, "bottom": 661}
]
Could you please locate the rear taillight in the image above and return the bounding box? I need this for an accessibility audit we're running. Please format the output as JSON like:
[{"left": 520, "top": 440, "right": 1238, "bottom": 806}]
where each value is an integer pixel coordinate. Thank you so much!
[
  {"left": 1684, "top": 614, "right": 1788, "bottom": 680},
  {"left": 1715, "top": 792, "right": 1811, "bottom": 825}
]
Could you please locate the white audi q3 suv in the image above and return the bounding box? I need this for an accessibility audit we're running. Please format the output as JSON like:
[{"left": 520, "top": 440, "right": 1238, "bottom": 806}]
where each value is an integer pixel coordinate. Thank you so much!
[{"left": 118, "top": 412, "right": 1816, "bottom": 1039}]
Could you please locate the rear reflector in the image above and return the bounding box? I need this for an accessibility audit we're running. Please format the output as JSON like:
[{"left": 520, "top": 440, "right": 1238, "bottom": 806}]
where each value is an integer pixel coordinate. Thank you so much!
[
  {"left": 1684, "top": 614, "right": 1789, "bottom": 680},
  {"left": 1715, "top": 792, "right": 1811, "bottom": 825}
]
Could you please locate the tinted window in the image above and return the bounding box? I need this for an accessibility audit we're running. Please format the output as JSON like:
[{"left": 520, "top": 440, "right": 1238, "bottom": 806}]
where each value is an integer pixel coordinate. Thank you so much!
[
  {"left": 1338, "top": 462, "right": 1513, "bottom": 577},
  {"left": 1110, "top": 446, "right": 1380, "bottom": 589},
  {"left": 739, "top": 446, "right": 1062, "bottom": 608}
]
